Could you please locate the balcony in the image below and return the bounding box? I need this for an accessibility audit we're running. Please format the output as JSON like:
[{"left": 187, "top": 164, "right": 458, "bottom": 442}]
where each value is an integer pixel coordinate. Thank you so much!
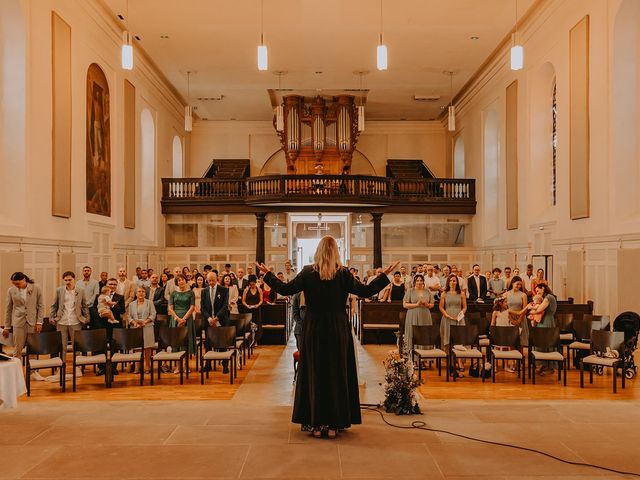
[{"left": 161, "top": 175, "right": 476, "bottom": 214}]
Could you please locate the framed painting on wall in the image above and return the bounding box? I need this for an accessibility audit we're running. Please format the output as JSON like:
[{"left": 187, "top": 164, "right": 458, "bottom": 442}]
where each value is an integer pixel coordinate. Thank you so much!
[{"left": 86, "top": 63, "right": 111, "bottom": 216}]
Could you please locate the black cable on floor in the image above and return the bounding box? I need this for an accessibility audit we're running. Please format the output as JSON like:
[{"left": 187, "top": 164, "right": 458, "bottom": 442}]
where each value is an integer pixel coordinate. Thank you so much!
[{"left": 360, "top": 405, "right": 640, "bottom": 478}]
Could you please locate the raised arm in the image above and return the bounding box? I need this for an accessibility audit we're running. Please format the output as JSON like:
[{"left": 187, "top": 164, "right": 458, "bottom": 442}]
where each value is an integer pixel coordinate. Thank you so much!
[{"left": 262, "top": 270, "right": 305, "bottom": 297}]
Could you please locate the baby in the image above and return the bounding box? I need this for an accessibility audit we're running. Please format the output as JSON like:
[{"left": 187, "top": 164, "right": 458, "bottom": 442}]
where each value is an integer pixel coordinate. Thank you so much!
[
  {"left": 97, "top": 286, "right": 118, "bottom": 324},
  {"left": 528, "top": 295, "right": 544, "bottom": 326}
]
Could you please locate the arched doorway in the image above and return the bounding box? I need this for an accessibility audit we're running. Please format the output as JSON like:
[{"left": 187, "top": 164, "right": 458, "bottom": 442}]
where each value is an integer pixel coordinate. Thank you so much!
[
  {"left": 453, "top": 135, "right": 465, "bottom": 178},
  {"left": 172, "top": 135, "right": 183, "bottom": 178}
]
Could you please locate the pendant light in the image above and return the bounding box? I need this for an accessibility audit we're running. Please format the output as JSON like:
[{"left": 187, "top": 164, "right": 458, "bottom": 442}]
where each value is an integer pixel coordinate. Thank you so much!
[
  {"left": 275, "top": 71, "right": 285, "bottom": 131},
  {"left": 510, "top": 0, "right": 524, "bottom": 70},
  {"left": 357, "top": 71, "right": 366, "bottom": 132},
  {"left": 121, "top": 0, "right": 133, "bottom": 70},
  {"left": 376, "top": 0, "right": 387, "bottom": 71},
  {"left": 447, "top": 71, "right": 456, "bottom": 132},
  {"left": 184, "top": 71, "right": 193, "bottom": 132},
  {"left": 257, "top": 0, "right": 268, "bottom": 71}
]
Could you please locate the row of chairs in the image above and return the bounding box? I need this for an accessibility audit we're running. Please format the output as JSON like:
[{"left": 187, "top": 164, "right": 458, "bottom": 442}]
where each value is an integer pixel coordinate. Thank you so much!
[
  {"left": 410, "top": 324, "right": 627, "bottom": 392},
  {"left": 24, "top": 315, "right": 254, "bottom": 395}
]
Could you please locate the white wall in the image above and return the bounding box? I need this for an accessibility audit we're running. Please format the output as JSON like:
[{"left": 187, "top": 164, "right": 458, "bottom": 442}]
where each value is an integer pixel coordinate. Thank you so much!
[
  {"left": 189, "top": 120, "right": 447, "bottom": 177},
  {"left": 0, "top": 0, "right": 185, "bottom": 307},
  {"left": 454, "top": 0, "right": 640, "bottom": 317}
]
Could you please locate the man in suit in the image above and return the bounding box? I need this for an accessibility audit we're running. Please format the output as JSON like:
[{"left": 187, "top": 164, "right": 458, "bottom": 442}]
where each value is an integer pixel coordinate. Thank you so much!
[
  {"left": 3, "top": 272, "right": 44, "bottom": 360},
  {"left": 94, "top": 277, "right": 125, "bottom": 375},
  {"left": 50, "top": 271, "right": 90, "bottom": 351},
  {"left": 201, "top": 271, "right": 230, "bottom": 373},
  {"left": 145, "top": 273, "right": 167, "bottom": 315},
  {"left": 467, "top": 264, "right": 488, "bottom": 302}
]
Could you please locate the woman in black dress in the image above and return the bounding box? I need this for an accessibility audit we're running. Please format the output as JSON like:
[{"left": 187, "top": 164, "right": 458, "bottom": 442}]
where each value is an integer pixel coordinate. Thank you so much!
[{"left": 259, "top": 236, "right": 397, "bottom": 438}]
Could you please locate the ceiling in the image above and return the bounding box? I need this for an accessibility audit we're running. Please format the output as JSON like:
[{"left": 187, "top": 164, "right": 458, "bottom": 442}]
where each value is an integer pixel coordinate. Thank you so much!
[{"left": 101, "top": 0, "right": 536, "bottom": 121}]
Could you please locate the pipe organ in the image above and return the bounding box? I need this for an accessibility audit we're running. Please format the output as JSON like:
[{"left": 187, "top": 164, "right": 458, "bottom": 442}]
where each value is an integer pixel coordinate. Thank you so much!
[{"left": 275, "top": 94, "right": 360, "bottom": 174}]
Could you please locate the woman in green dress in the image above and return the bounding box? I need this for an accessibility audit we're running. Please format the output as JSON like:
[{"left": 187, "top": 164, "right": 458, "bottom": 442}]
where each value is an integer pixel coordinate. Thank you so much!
[
  {"left": 167, "top": 274, "right": 196, "bottom": 372},
  {"left": 527, "top": 283, "right": 557, "bottom": 375}
]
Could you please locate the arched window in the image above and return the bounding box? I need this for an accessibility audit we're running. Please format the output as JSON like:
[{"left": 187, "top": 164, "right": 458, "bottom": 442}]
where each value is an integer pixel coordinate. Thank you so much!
[
  {"left": 172, "top": 135, "right": 183, "bottom": 178},
  {"left": 140, "top": 109, "right": 155, "bottom": 240},
  {"left": 0, "top": 0, "right": 26, "bottom": 225},
  {"left": 453, "top": 136, "right": 465, "bottom": 178},
  {"left": 483, "top": 109, "right": 499, "bottom": 239},
  {"left": 551, "top": 81, "right": 557, "bottom": 206}
]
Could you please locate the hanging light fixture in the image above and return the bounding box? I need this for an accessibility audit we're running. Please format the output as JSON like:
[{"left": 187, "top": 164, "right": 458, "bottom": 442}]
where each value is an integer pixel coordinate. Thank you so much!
[
  {"left": 184, "top": 71, "right": 193, "bottom": 132},
  {"left": 510, "top": 0, "right": 524, "bottom": 70},
  {"left": 447, "top": 71, "right": 456, "bottom": 132},
  {"left": 357, "top": 71, "right": 366, "bottom": 132},
  {"left": 257, "top": 0, "right": 268, "bottom": 70},
  {"left": 121, "top": 0, "right": 133, "bottom": 70},
  {"left": 376, "top": 0, "right": 387, "bottom": 70}
]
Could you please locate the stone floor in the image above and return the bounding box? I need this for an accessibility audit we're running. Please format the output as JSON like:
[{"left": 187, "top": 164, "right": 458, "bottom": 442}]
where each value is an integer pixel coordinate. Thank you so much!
[{"left": 3, "top": 337, "right": 640, "bottom": 479}]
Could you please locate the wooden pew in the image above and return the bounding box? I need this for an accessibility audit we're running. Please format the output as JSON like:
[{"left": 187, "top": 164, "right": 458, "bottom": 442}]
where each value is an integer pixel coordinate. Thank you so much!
[
  {"left": 360, "top": 302, "right": 405, "bottom": 344},
  {"left": 259, "top": 303, "right": 288, "bottom": 345}
]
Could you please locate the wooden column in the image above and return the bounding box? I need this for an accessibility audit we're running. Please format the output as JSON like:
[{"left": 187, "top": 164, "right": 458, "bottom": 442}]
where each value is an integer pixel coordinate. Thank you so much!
[
  {"left": 371, "top": 212, "right": 383, "bottom": 268},
  {"left": 255, "top": 212, "right": 267, "bottom": 263}
]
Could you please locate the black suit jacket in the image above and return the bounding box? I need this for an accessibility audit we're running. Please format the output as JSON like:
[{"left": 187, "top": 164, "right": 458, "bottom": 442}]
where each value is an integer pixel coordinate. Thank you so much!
[
  {"left": 201, "top": 285, "right": 230, "bottom": 327},
  {"left": 145, "top": 285, "right": 167, "bottom": 315},
  {"left": 93, "top": 292, "right": 125, "bottom": 326},
  {"left": 237, "top": 277, "right": 249, "bottom": 295},
  {"left": 467, "top": 275, "right": 488, "bottom": 301}
]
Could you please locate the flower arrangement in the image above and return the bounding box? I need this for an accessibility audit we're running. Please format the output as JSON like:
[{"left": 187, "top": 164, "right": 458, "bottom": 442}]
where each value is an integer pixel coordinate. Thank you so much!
[{"left": 381, "top": 351, "right": 422, "bottom": 415}]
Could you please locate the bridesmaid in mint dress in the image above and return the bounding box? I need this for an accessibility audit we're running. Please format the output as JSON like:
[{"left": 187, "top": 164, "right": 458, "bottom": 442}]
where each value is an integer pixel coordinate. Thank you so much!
[
  {"left": 402, "top": 274, "right": 434, "bottom": 353},
  {"left": 168, "top": 274, "right": 196, "bottom": 356},
  {"left": 439, "top": 275, "right": 467, "bottom": 374}
]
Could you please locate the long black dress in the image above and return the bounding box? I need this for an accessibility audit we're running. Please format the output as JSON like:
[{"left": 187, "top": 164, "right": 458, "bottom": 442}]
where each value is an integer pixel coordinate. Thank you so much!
[{"left": 264, "top": 266, "right": 390, "bottom": 429}]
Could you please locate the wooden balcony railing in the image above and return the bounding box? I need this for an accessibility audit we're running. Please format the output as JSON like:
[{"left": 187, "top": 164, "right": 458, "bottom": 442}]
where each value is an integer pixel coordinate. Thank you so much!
[{"left": 161, "top": 175, "right": 476, "bottom": 214}]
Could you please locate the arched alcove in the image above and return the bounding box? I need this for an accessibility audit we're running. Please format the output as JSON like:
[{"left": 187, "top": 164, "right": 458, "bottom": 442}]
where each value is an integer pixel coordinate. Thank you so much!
[
  {"left": 612, "top": 0, "right": 640, "bottom": 220},
  {"left": 172, "top": 135, "right": 183, "bottom": 178},
  {"left": 0, "top": 0, "right": 26, "bottom": 226},
  {"left": 258, "top": 149, "right": 376, "bottom": 176},
  {"left": 483, "top": 108, "right": 499, "bottom": 239},
  {"left": 453, "top": 135, "right": 465, "bottom": 178},
  {"left": 140, "top": 109, "right": 155, "bottom": 240},
  {"left": 530, "top": 62, "right": 557, "bottom": 217}
]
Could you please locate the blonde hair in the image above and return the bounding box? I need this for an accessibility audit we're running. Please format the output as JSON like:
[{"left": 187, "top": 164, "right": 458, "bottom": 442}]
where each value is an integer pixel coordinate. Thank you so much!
[{"left": 313, "top": 236, "right": 342, "bottom": 280}]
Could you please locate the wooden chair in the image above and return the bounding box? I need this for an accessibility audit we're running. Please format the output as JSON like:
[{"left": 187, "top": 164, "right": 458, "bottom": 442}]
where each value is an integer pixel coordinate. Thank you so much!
[
  {"left": 193, "top": 313, "right": 204, "bottom": 372},
  {"left": 411, "top": 325, "right": 447, "bottom": 382},
  {"left": 230, "top": 313, "right": 252, "bottom": 368},
  {"left": 72, "top": 329, "right": 110, "bottom": 391},
  {"left": 201, "top": 326, "right": 237, "bottom": 385},
  {"left": 151, "top": 326, "right": 189, "bottom": 385},
  {"left": 580, "top": 330, "right": 625, "bottom": 393},
  {"left": 110, "top": 328, "right": 145, "bottom": 386},
  {"left": 568, "top": 316, "right": 593, "bottom": 369},
  {"left": 25, "top": 331, "right": 65, "bottom": 396},
  {"left": 489, "top": 326, "right": 525, "bottom": 384},
  {"left": 449, "top": 325, "right": 485, "bottom": 383},
  {"left": 528, "top": 327, "right": 566, "bottom": 386}
]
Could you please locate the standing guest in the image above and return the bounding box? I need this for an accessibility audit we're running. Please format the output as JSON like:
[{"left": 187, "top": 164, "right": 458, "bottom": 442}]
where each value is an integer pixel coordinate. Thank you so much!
[
  {"left": 488, "top": 268, "right": 505, "bottom": 299},
  {"left": 136, "top": 269, "right": 151, "bottom": 289},
  {"left": 159, "top": 272, "right": 169, "bottom": 289},
  {"left": 513, "top": 268, "right": 520, "bottom": 277},
  {"left": 202, "top": 265, "right": 213, "bottom": 275},
  {"left": 146, "top": 273, "right": 166, "bottom": 315},
  {"left": 222, "top": 274, "right": 239, "bottom": 314},
  {"left": 201, "top": 271, "right": 230, "bottom": 373},
  {"left": 191, "top": 274, "right": 205, "bottom": 314},
  {"left": 402, "top": 274, "right": 434, "bottom": 353},
  {"left": 527, "top": 283, "right": 557, "bottom": 375},
  {"left": 262, "top": 278, "right": 275, "bottom": 304},
  {"left": 168, "top": 274, "right": 196, "bottom": 373},
  {"left": 77, "top": 266, "right": 100, "bottom": 308},
  {"left": 424, "top": 264, "right": 442, "bottom": 298},
  {"left": 451, "top": 265, "right": 467, "bottom": 295},
  {"left": 259, "top": 236, "right": 394, "bottom": 439},
  {"left": 531, "top": 268, "right": 548, "bottom": 293},
  {"left": 116, "top": 267, "right": 135, "bottom": 310},
  {"left": 485, "top": 270, "right": 492, "bottom": 281},
  {"left": 410, "top": 265, "right": 418, "bottom": 276},
  {"left": 440, "top": 265, "right": 452, "bottom": 290},
  {"left": 275, "top": 272, "right": 288, "bottom": 300},
  {"left": 236, "top": 268, "right": 249, "bottom": 296},
  {"left": 242, "top": 275, "right": 263, "bottom": 343},
  {"left": 164, "top": 267, "right": 182, "bottom": 302},
  {"left": 283, "top": 260, "right": 296, "bottom": 282},
  {"left": 93, "top": 278, "right": 125, "bottom": 348},
  {"left": 192, "top": 268, "right": 200, "bottom": 279},
  {"left": 363, "top": 269, "right": 373, "bottom": 284},
  {"left": 439, "top": 274, "right": 467, "bottom": 376},
  {"left": 3, "top": 272, "right": 44, "bottom": 361},
  {"left": 383, "top": 272, "right": 405, "bottom": 302},
  {"left": 490, "top": 297, "right": 516, "bottom": 373},
  {"left": 399, "top": 266, "right": 411, "bottom": 288},
  {"left": 132, "top": 267, "right": 142, "bottom": 283},
  {"left": 291, "top": 291, "right": 306, "bottom": 351},
  {"left": 505, "top": 276, "right": 530, "bottom": 348},
  {"left": 128, "top": 286, "right": 156, "bottom": 373},
  {"left": 467, "top": 264, "right": 488, "bottom": 302},
  {"left": 221, "top": 264, "right": 234, "bottom": 284},
  {"left": 416, "top": 265, "right": 425, "bottom": 275},
  {"left": 522, "top": 264, "right": 535, "bottom": 298},
  {"left": 50, "top": 271, "right": 89, "bottom": 355},
  {"left": 246, "top": 265, "right": 254, "bottom": 277},
  {"left": 98, "top": 271, "right": 109, "bottom": 291},
  {"left": 503, "top": 267, "right": 514, "bottom": 291}
]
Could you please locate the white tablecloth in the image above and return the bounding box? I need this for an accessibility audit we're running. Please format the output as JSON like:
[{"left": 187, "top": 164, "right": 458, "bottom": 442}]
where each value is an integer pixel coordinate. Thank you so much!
[{"left": 0, "top": 358, "right": 27, "bottom": 408}]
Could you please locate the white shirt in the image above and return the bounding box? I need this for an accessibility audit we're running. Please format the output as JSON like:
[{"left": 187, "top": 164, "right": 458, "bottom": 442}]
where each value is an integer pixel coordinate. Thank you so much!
[
  {"left": 424, "top": 274, "right": 441, "bottom": 292},
  {"left": 59, "top": 288, "right": 79, "bottom": 326},
  {"left": 522, "top": 274, "right": 534, "bottom": 292},
  {"left": 209, "top": 285, "right": 218, "bottom": 312},
  {"left": 18, "top": 287, "right": 27, "bottom": 303},
  {"left": 116, "top": 279, "right": 126, "bottom": 295}
]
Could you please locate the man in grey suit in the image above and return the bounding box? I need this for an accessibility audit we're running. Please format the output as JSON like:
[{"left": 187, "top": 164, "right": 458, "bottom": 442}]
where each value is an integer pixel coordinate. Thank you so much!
[
  {"left": 3, "top": 272, "right": 44, "bottom": 359},
  {"left": 50, "top": 271, "right": 89, "bottom": 351}
]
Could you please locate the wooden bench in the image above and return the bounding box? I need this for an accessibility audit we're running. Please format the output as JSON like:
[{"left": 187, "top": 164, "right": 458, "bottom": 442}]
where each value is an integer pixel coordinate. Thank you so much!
[
  {"left": 360, "top": 302, "right": 406, "bottom": 344},
  {"left": 259, "top": 303, "right": 288, "bottom": 345}
]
